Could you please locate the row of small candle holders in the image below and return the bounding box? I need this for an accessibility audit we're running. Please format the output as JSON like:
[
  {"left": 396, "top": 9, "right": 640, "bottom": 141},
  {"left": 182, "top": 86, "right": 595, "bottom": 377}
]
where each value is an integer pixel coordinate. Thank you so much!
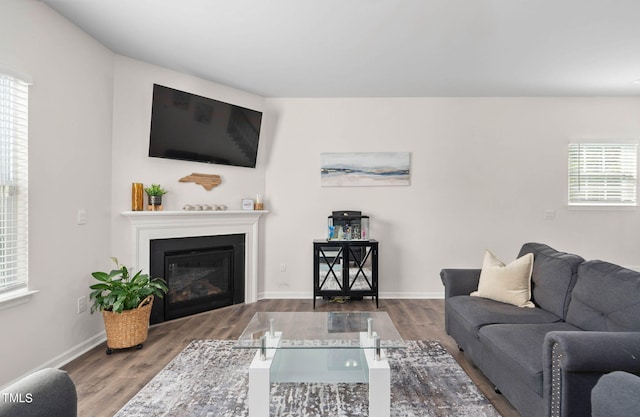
[{"left": 182, "top": 204, "right": 227, "bottom": 211}]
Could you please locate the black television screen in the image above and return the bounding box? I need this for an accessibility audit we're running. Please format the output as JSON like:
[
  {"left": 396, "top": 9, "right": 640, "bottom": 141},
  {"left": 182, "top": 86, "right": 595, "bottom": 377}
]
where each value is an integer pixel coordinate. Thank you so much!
[{"left": 148, "top": 84, "right": 262, "bottom": 168}]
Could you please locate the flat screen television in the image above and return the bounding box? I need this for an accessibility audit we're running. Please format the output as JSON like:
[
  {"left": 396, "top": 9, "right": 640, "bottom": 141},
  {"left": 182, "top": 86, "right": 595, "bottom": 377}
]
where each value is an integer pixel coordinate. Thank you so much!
[{"left": 148, "top": 84, "right": 262, "bottom": 168}]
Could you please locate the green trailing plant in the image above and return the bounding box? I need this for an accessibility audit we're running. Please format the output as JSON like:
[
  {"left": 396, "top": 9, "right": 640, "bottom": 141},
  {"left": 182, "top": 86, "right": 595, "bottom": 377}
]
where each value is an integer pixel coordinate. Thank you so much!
[
  {"left": 144, "top": 184, "right": 168, "bottom": 196},
  {"left": 89, "top": 257, "right": 168, "bottom": 314}
]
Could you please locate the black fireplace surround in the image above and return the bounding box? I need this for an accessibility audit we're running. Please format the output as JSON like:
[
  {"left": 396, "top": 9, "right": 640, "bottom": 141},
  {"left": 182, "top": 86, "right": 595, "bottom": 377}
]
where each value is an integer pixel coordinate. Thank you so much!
[{"left": 149, "top": 234, "right": 245, "bottom": 324}]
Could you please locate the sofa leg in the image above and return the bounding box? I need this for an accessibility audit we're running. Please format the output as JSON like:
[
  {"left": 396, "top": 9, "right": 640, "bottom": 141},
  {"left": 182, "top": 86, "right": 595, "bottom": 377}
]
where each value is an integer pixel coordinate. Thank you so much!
[{"left": 494, "top": 386, "right": 502, "bottom": 394}]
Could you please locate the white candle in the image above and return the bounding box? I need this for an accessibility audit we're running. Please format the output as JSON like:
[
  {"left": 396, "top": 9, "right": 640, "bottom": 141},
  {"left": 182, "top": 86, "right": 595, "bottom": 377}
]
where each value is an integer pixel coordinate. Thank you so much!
[{"left": 256, "top": 194, "right": 263, "bottom": 204}]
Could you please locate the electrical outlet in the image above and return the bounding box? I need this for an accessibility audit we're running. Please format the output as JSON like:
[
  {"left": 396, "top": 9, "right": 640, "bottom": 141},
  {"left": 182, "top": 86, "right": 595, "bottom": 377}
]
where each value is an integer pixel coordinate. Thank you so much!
[
  {"left": 279, "top": 263, "right": 287, "bottom": 272},
  {"left": 77, "top": 296, "right": 87, "bottom": 314},
  {"left": 77, "top": 208, "right": 88, "bottom": 225}
]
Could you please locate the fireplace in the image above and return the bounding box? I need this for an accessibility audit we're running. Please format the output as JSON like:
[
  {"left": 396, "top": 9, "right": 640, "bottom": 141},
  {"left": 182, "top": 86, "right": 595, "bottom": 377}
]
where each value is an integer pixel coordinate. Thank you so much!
[
  {"left": 149, "top": 234, "right": 245, "bottom": 324},
  {"left": 121, "top": 210, "right": 266, "bottom": 313}
]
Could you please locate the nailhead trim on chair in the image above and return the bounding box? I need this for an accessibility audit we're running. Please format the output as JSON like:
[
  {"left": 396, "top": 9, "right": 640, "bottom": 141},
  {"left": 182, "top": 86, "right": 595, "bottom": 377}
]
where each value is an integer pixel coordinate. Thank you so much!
[{"left": 550, "top": 343, "right": 562, "bottom": 417}]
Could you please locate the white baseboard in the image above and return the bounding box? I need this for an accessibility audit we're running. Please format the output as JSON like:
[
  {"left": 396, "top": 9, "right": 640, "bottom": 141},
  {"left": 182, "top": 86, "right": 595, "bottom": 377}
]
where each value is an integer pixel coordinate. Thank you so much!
[
  {"left": 48, "top": 331, "right": 107, "bottom": 369},
  {"left": 380, "top": 291, "right": 444, "bottom": 299},
  {"left": 259, "top": 291, "right": 308, "bottom": 299},
  {"left": 259, "top": 291, "right": 444, "bottom": 300},
  {"left": 2, "top": 331, "right": 106, "bottom": 389}
]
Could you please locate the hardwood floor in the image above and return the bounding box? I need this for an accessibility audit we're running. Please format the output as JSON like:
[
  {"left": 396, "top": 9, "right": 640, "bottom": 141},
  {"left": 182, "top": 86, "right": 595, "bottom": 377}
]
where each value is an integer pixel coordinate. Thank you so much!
[{"left": 62, "top": 299, "right": 521, "bottom": 417}]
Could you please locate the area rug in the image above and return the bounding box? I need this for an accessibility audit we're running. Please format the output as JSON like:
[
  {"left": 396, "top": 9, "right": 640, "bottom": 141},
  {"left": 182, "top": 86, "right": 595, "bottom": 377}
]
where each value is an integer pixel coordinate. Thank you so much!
[{"left": 115, "top": 340, "right": 499, "bottom": 417}]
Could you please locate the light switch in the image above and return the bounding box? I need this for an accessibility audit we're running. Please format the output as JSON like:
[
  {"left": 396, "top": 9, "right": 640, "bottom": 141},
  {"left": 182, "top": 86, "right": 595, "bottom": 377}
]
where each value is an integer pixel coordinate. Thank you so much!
[{"left": 543, "top": 209, "right": 555, "bottom": 220}]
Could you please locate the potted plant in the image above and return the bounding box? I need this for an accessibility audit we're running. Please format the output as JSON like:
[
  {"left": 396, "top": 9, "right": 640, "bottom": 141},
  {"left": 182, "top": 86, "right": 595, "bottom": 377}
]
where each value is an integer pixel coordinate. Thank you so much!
[
  {"left": 144, "top": 183, "right": 168, "bottom": 211},
  {"left": 90, "top": 257, "right": 168, "bottom": 354}
]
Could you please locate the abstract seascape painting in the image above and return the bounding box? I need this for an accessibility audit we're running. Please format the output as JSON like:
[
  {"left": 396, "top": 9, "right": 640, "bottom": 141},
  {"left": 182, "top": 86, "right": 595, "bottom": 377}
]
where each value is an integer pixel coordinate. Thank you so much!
[{"left": 320, "top": 152, "right": 410, "bottom": 187}]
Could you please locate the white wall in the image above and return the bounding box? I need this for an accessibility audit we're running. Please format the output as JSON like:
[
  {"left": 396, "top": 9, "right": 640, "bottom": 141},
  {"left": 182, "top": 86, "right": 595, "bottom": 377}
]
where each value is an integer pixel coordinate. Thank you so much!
[
  {"left": 4, "top": 0, "right": 640, "bottom": 388},
  {"left": 262, "top": 98, "right": 640, "bottom": 299},
  {"left": 0, "top": 2, "right": 268, "bottom": 386},
  {"left": 0, "top": 0, "right": 113, "bottom": 385},
  {"left": 110, "top": 56, "right": 267, "bottom": 267}
]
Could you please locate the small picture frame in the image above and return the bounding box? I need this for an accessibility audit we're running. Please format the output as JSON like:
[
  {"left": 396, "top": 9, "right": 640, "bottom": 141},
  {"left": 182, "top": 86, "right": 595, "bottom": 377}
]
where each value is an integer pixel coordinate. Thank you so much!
[{"left": 242, "top": 199, "right": 254, "bottom": 210}]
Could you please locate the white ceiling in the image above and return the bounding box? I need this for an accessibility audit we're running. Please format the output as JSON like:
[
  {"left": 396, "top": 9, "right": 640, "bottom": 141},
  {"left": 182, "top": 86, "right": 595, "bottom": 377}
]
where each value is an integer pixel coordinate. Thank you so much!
[{"left": 42, "top": 0, "right": 640, "bottom": 97}]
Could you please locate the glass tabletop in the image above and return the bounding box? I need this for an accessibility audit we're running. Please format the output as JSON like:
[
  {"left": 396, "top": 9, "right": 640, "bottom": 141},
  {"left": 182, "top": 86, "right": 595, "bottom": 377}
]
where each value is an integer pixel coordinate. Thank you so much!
[{"left": 234, "top": 311, "right": 406, "bottom": 349}]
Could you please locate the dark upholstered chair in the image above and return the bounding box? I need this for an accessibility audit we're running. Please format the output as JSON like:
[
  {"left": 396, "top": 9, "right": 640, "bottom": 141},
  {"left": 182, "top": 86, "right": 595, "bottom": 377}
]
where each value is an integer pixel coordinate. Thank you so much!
[
  {"left": 591, "top": 371, "right": 640, "bottom": 417},
  {"left": 0, "top": 368, "right": 77, "bottom": 417}
]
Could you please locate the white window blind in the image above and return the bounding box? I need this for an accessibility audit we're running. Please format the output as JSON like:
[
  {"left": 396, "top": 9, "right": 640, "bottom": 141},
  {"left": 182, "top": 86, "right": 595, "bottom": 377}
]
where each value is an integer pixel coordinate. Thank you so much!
[
  {"left": 0, "top": 73, "right": 29, "bottom": 294},
  {"left": 568, "top": 143, "right": 637, "bottom": 206}
]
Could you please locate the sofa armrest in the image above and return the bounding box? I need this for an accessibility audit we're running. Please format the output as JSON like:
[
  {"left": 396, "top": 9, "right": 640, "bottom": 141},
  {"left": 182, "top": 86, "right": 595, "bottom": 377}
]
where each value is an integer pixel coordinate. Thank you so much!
[
  {"left": 545, "top": 331, "right": 640, "bottom": 372},
  {"left": 543, "top": 331, "right": 640, "bottom": 417},
  {"left": 0, "top": 368, "right": 77, "bottom": 417},
  {"left": 440, "top": 268, "right": 481, "bottom": 298},
  {"left": 591, "top": 371, "right": 640, "bottom": 417}
]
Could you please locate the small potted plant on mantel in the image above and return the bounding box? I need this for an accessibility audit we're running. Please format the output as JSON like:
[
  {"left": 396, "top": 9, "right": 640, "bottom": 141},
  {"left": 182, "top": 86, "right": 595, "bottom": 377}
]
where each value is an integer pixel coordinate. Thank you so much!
[
  {"left": 144, "top": 183, "right": 168, "bottom": 211},
  {"left": 89, "top": 258, "right": 168, "bottom": 354}
]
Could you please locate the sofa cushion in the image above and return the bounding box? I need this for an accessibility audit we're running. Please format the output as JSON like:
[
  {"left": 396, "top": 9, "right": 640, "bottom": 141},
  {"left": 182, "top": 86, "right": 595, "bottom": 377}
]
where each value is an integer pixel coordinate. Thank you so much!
[
  {"left": 471, "top": 250, "right": 535, "bottom": 308},
  {"left": 566, "top": 260, "right": 640, "bottom": 331},
  {"left": 479, "top": 322, "right": 581, "bottom": 395},
  {"left": 517, "top": 243, "right": 584, "bottom": 319},
  {"left": 446, "top": 295, "right": 561, "bottom": 338}
]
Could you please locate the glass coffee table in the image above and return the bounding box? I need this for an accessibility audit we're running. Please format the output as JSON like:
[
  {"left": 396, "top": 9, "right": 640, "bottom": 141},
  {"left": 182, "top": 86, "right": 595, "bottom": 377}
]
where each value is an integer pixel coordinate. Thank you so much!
[{"left": 234, "top": 311, "right": 406, "bottom": 417}]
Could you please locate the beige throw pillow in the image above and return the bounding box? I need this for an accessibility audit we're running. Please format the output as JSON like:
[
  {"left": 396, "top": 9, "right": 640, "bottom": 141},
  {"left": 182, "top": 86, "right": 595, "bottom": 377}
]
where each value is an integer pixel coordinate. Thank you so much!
[{"left": 471, "top": 250, "right": 535, "bottom": 308}]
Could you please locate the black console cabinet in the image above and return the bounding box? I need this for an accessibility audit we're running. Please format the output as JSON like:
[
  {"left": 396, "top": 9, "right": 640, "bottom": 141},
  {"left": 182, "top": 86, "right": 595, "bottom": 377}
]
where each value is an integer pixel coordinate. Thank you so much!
[{"left": 313, "top": 239, "right": 378, "bottom": 308}]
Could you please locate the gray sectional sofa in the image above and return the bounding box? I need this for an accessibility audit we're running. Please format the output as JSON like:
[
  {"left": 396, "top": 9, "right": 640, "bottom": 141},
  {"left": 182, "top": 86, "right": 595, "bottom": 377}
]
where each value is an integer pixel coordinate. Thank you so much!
[{"left": 441, "top": 242, "right": 640, "bottom": 417}]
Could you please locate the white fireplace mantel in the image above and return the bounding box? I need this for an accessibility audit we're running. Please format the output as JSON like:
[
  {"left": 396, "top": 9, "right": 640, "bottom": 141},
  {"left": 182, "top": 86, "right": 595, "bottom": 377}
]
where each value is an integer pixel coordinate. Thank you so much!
[{"left": 121, "top": 210, "right": 268, "bottom": 304}]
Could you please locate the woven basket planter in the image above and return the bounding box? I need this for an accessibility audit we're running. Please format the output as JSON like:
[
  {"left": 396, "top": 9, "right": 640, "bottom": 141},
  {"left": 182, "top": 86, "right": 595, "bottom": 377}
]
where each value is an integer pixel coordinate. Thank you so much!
[{"left": 102, "top": 295, "right": 153, "bottom": 354}]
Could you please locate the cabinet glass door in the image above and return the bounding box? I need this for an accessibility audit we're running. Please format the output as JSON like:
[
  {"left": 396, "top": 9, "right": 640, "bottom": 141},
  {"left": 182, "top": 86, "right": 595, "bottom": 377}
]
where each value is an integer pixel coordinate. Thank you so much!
[
  {"left": 346, "top": 245, "right": 374, "bottom": 292},
  {"left": 317, "top": 245, "right": 343, "bottom": 291}
]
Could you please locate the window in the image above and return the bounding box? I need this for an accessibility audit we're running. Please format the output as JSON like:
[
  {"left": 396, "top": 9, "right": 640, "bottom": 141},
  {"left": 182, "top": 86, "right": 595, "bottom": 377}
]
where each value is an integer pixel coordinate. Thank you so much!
[
  {"left": 568, "top": 143, "right": 637, "bottom": 206},
  {"left": 0, "top": 73, "right": 29, "bottom": 295}
]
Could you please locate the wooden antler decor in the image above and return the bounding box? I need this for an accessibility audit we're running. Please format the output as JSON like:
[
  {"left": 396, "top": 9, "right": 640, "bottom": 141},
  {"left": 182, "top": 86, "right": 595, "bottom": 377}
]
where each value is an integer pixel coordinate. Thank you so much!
[{"left": 179, "top": 173, "right": 222, "bottom": 191}]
